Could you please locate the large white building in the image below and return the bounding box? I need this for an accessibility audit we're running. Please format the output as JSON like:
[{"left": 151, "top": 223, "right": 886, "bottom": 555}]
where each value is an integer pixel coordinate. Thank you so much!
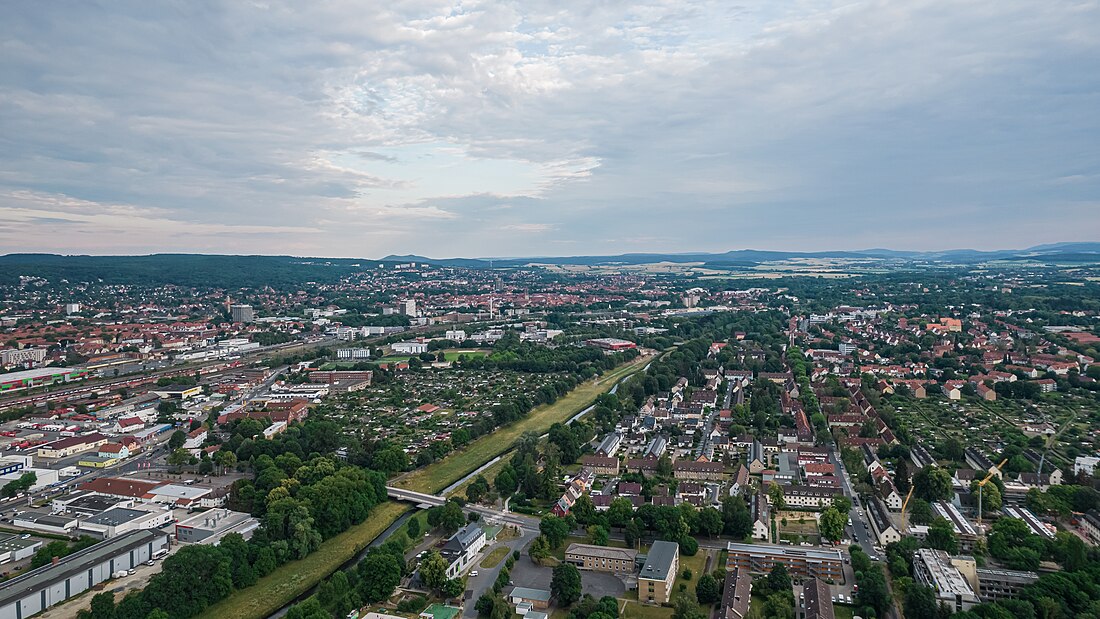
[
  {"left": 392, "top": 341, "right": 428, "bottom": 355},
  {"left": 1075, "top": 455, "right": 1099, "bottom": 477},
  {"left": 440, "top": 524, "right": 487, "bottom": 578},
  {"left": 0, "top": 348, "right": 46, "bottom": 367},
  {"left": 912, "top": 549, "right": 980, "bottom": 613}
]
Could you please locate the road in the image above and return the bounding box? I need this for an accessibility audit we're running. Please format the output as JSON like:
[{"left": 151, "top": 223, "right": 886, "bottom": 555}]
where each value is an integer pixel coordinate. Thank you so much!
[{"left": 830, "top": 445, "right": 877, "bottom": 559}]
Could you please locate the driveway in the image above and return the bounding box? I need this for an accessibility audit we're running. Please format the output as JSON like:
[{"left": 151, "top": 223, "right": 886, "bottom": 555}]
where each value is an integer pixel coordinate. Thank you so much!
[{"left": 461, "top": 525, "right": 539, "bottom": 617}]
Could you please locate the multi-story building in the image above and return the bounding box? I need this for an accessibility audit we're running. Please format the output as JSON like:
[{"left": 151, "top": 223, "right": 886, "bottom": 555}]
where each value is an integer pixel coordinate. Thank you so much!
[
  {"left": 976, "top": 567, "right": 1039, "bottom": 602},
  {"left": 720, "top": 568, "right": 752, "bottom": 619},
  {"left": 37, "top": 433, "right": 109, "bottom": 459},
  {"left": 440, "top": 524, "right": 486, "bottom": 578},
  {"left": 564, "top": 543, "right": 637, "bottom": 573},
  {"left": 674, "top": 460, "right": 726, "bottom": 481},
  {"left": 639, "top": 541, "right": 679, "bottom": 604},
  {"left": 230, "top": 304, "right": 255, "bottom": 323},
  {"left": 336, "top": 348, "right": 371, "bottom": 359},
  {"left": 726, "top": 543, "right": 843, "bottom": 582},
  {"left": 802, "top": 578, "right": 834, "bottom": 619},
  {"left": 912, "top": 549, "right": 980, "bottom": 613},
  {"left": 0, "top": 348, "right": 46, "bottom": 367},
  {"left": 867, "top": 497, "right": 901, "bottom": 545},
  {"left": 579, "top": 455, "right": 619, "bottom": 476}
]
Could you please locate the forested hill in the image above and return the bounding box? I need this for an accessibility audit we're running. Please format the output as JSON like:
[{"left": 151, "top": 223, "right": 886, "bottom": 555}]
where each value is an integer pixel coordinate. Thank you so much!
[{"left": 0, "top": 254, "right": 380, "bottom": 288}]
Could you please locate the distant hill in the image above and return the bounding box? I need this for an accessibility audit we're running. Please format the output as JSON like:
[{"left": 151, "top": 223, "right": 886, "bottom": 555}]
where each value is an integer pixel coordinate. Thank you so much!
[
  {"left": 386, "top": 245, "right": 1100, "bottom": 268},
  {"left": 0, "top": 254, "right": 383, "bottom": 288},
  {"left": 3, "top": 243, "right": 1097, "bottom": 287}
]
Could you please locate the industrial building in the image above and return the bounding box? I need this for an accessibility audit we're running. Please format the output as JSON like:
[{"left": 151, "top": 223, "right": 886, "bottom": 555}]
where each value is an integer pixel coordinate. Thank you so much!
[
  {"left": 175, "top": 509, "right": 259, "bottom": 544},
  {"left": 726, "top": 542, "right": 843, "bottom": 582},
  {"left": 0, "top": 529, "right": 171, "bottom": 619},
  {"left": 0, "top": 367, "right": 88, "bottom": 394},
  {"left": 0, "top": 535, "right": 41, "bottom": 565}
]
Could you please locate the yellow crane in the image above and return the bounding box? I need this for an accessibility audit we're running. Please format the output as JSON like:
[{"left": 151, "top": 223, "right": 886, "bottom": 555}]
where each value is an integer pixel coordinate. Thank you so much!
[
  {"left": 977, "top": 458, "right": 1008, "bottom": 528},
  {"left": 900, "top": 485, "right": 915, "bottom": 531}
]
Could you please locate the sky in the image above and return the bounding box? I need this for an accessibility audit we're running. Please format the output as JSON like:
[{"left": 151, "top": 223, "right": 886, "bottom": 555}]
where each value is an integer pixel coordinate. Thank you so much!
[{"left": 2, "top": 1, "right": 1099, "bottom": 259}]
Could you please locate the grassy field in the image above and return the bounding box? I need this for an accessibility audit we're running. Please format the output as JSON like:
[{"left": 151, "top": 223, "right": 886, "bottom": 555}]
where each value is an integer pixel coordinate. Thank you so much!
[
  {"left": 195, "top": 501, "right": 409, "bottom": 619},
  {"left": 442, "top": 349, "right": 489, "bottom": 361},
  {"left": 394, "top": 354, "right": 653, "bottom": 494},
  {"left": 620, "top": 601, "right": 672, "bottom": 619},
  {"left": 672, "top": 550, "right": 709, "bottom": 596},
  {"left": 480, "top": 545, "right": 511, "bottom": 569}
]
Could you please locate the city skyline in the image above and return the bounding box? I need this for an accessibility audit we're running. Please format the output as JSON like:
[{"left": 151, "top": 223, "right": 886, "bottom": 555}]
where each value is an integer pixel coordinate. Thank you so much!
[{"left": 2, "top": 1, "right": 1099, "bottom": 257}]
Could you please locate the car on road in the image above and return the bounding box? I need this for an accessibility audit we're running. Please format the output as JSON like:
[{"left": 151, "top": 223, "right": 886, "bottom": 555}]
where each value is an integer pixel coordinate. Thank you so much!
[
  {"left": 127, "top": 569, "right": 136, "bottom": 575},
  {"left": 146, "top": 560, "right": 155, "bottom": 566},
  {"left": 470, "top": 571, "right": 479, "bottom": 577}
]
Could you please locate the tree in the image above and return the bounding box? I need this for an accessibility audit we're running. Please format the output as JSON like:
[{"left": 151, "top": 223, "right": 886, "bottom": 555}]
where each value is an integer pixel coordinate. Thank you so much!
[
  {"left": 909, "top": 498, "right": 933, "bottom": 525},
  {"left": 698, "top": 508, "right": 723, "bottom": 538},
  {"left": 763, "top": 593, "right": 794, "bottom": 619},
  {"left": 819, "top": 507, "right": 845, "bottom": 543},
  {"left": 541, "top": 515, "right": 572, "bottom": 549},
  {"left": 904, "top": 585, "right": 939, "bottom": 619},
  {"left": 407, "top": 516, "right": 421, "bottom": 538},
  {"left": 624, "top": 519, "right": 643, "bottom": 548},
  {"left": 168, "top": 429, "right": 186, "bottom": 450},
  {"left": 695, "top": 573, "right": 720, "bottom": 605},
  {"left": 286, "top": 598, "right": 330, "bottom": 619},
  {"left": 832, "top": 495, "right": 853, "bottom": 515},
  {"left": 79, "top": 591, "right": 116, "bottom": 619},
  {"left": 913, "top": 467, "right": 953, "bottom": 502},
  {"left": 419, "top": 551, "right": 449, "bottom": 590},
  {"left": 439, "top": 501, "right": 466, "bottom": 535},
  {"left": 855, "top": 568, "right": 890, "bottom": 617},
  {"left": 971, "top": 479, "right": 1002, "bottom": 514},
  {"left": 529, "top": 535, "right": 553, "bottom": 564},
  {"left": 672, "top": 592, "right": 706, "bottom": 619},
  {"left": 768, "top": 484, "right": 786, "bottom": 510},
  {"left": 552, "top": 563, "right": 582, "bottom": 606},
  {"left": 140, "top": 545, "right": 233, "bottom": 618},
  {"left": 358, "top": 551, "right": 403, "bottom": 602},
  {"left": 2, "top": 471, "right": 36, "bottom": 498},
  {"left": 765, "top": 562, "right": 791, "bottom": 598},
  {"left": 588, "top": 525, "right": 609, "bottom": 546},
  {"left": 926, "top": 517, "right": 959, "bottom": 555},
  {"left": 442, "top": 577, "right": 465, "bottom": 599},
  {"left": 608, "top": 498, "right": 634, "bottom": 529},
  {"left": 167, "top": 448, "right": 191, "bottom": 470}
]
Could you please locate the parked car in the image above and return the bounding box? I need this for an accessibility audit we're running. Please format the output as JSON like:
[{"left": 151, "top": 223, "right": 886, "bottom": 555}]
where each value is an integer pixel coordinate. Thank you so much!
[{"left": 470, "top": 571, "right": 479, "bottom": 577}]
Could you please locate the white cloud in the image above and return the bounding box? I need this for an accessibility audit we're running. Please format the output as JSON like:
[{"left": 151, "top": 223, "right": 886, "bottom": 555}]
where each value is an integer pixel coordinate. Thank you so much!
[{"left": 1, "top": 1, "right": 1098, "bottom": 257}]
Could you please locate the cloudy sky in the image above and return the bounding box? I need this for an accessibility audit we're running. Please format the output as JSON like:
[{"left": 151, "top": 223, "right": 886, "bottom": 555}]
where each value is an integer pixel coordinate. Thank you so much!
[{"left": 2, "top": 1, "right": 1099, "bottom": 258}]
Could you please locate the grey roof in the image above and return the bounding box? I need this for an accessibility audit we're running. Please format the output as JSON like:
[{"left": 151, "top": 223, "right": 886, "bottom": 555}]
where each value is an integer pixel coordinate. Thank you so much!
[
  {"left": 83, "top": 507, "right": 152, "bottom": 526},
  {"left": 726, "top": 542, "right": 843, "bottom": 562},
  {"left": 639, "top": 540, "right": 678, "bottom": 582},
  {"left": 510, "top": 587, "right": 551, "bottom": 602},
  {"left": 0, "top": 535, "right": 40, "bottom": 552},
  {"left": 804, "top": 578, "right": 834, "bottom": 619},
  {"left": 15, "top": 513, "right": 76, "bottom": 528},
  {"left": 442, "top": 524, "right": 484, "bottom": 555},
  {"left": 565, "top": 543, "right": 637, "bottom": 562},
  {"left": 721, "top": 568, "right": 752, "bottom": 619},
  {"left": 0, "top": 529, "right": 167, "bottom": 608}
]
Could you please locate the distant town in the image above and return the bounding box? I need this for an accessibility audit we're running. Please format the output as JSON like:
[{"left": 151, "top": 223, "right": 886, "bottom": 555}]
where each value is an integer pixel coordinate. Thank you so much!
[{"left": 0, "top": 253, "right": 1096, "bottom": 619}]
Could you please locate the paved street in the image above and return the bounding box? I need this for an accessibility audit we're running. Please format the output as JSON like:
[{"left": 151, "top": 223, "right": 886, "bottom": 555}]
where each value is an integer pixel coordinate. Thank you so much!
[{"left": 830, "top": 445, "right": 877, "bottom": 559}]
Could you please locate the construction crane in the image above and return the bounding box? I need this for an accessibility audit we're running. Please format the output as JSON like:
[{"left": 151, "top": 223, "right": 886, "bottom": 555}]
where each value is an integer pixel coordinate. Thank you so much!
[
  {"left": 900, "top": 486, "right": 916, "bottom": 531},
  {"left": 977, "top": 458, "right": 1008, "bottom": 528}
]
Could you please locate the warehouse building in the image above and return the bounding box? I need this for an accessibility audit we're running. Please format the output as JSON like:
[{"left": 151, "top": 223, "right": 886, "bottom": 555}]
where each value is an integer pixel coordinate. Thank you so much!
[
  {"left": 175, "top": 509, "right": 259, "bottom": 544},
  {"left": 912, "top": 549, "right": 980, "bottom": 613},
  {"left": 0, "top": 529, "right": 170, "bottom": 619}
]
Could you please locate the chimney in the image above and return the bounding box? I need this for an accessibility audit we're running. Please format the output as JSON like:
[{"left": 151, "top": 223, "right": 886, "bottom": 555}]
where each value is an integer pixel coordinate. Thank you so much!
[{"left": 52, "top": 556, "right": 60, "bottom": 565}]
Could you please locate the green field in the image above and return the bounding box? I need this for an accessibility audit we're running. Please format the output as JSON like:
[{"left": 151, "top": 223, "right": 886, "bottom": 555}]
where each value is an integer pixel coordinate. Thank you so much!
[
  {"left": 620, "top": 600, "right": 672, "bottom": 619},
  {"left": 480, "top": 545, "right": 511, "bottom": 568},
  {"left": 195, "top": 501, "right": 409, "bottom": 619},
  {"left": 394, "top": 354, "right": 653, "bottom": 494}
]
